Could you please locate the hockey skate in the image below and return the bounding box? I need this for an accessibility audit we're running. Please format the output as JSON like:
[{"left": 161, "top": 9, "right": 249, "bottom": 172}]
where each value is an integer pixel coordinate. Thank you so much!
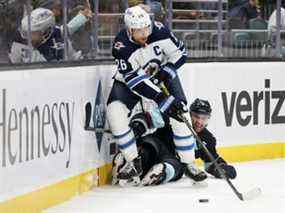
[
  {"left": 184, "top": 162, "right": 207, "bottom": 182},
  {"left": 112, "top": 153, "right": 142, "bottom": 186},
  {"left": 141, "top": 163, "right": 166, "bottom": 186},
  {"left": 112, "top": 152, "right": 126, "bottom": 185}
]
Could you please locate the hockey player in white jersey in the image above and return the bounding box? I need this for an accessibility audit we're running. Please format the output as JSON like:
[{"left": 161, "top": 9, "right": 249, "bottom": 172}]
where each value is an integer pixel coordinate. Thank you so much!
[{"left": 107, "top": 5, "right": 207, "bottom": 183}]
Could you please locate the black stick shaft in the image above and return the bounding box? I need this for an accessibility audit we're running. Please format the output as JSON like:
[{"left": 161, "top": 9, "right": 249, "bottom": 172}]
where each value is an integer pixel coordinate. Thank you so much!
[
  {"left": 159, "top": 82, "right": 245, "bottom": 200},
  {"left": 180, "top": 115, "right": 244, "bottom": 201}
]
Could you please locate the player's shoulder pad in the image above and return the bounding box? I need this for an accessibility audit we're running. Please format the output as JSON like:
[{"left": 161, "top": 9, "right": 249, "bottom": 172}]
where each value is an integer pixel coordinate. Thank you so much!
[
  {"left": 148, "top": 21, "right": 172, "bottom": 43},
  {"left": 112, "top": 29, "right": 140, "bottom": 61}
]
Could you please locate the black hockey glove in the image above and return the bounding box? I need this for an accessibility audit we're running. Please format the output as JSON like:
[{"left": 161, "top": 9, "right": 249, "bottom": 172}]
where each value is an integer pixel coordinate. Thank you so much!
[
  {"left": 129, "top": 112, "right": 152, "bottom": 138},
  {"left": 155, "top": 93, "right": 187, "bottom": 122},
  {"left": 206, "top": 157, "right": 237, "bottom": 179}
]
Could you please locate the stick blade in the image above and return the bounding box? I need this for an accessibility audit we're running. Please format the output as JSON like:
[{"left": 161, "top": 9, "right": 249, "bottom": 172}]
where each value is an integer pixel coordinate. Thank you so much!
[{"left": 242, "top": 187, "right": 262, "bottom": 200}]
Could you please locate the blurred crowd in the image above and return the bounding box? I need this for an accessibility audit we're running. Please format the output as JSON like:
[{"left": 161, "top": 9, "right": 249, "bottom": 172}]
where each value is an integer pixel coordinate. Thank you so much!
[
  {"left": 0, "top": 0, "right": 94, "bottom": 63},
  {"left": 0, "top": 0, "right": 284, "bottom": 64}
]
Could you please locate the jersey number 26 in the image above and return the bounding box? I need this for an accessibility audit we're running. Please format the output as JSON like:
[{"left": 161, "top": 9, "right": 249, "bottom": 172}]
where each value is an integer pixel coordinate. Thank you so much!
[{"left": 115, "top": 59, "right": 128, "bottom": 72}]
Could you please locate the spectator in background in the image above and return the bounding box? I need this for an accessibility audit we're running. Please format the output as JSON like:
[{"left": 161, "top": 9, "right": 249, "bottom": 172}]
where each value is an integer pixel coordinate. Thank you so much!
[
  {"left": 9, "top": 7, "right": 92, "bottom": 63},
  {"left": 243, "top": 0, "right": 261, "bottom": 20},
  {"left": 37, "top": 0, "right": 91, "bottom": 23},
  {"left": 129, "top": 0, "right": 165, "bottom": 22},
  {"left": 229, "top": 0, "right": 261, "bottom": 26},
  {"left": 68, "top": 4, "right": 94, "bottom": 58},
  {"left": 144, "top": 0, "right": 165, "bottom": 22},
  {"left": 267, "top": 5, "right": 285, "bottom": 55},
  {"left": 37, "top": 0, "right": 63, "bottom": 24},
  {"left": 0, "top": 0, "right": 27, "bottom": 63},
  {"left": 262, "top": 4, "right": 285, "bottom": 58},
  {"left": 268, "top": 6, "right": 285, "bottom": 34},
  {"left": 128, "top": 0, "right": 144, "bottom": 7},
  {"left": 267, "top": 1, "right": 285, "bottom": 39}
]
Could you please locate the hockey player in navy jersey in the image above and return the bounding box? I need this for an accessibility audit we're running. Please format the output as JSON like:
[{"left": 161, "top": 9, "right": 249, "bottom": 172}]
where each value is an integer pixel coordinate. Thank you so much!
[
  {"left": 189, "top": 99, "right": 237, "bottom": 179},
  {"left": 107, "top": 5, "right": 207, "bottom": 184},
  {"left": 112, "top": 99, "right": 236, "bottom": 187},
  {"left": 9, "top": 7, "right": 91, "bottom": 63}
]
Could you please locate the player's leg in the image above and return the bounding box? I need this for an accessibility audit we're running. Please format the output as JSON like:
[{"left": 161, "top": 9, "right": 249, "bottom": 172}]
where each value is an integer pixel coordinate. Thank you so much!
[
  {"left": 139, "top": 142, "right": 158, "bottom": 178},
  {"left": 140, "top": 136, "right": 184, "bottom": 186},
  {"left": 112, "top": 152, "right": 141, "bottom": 186},
  {"left": 162, "top": 66, "right": 207, "bottom": 182},
  {"left": 107, "top": 80, "right": 142, "bottom": 180},
  {"left": 163, "top": 158, "right": 184, "bottom": 182},
  {"left": 170, "top": 110, "right": 207, "bottom": 182},
  {"left": 112, "top": 136, "right": 158, "bottom": 187},
  {"left": 153, "top": 117, "right": 207, "bottom": 182}
]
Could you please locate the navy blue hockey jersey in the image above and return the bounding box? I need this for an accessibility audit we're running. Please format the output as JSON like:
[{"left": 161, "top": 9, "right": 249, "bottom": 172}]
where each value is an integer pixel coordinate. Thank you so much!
[{"left": 9, "top": 26, "right": 81, "bottom": 63}]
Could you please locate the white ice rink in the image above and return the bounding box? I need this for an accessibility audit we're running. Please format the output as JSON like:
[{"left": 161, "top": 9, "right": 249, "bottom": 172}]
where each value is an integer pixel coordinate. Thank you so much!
[{"left": 45, "top": 159, "right": 285, "bottom": 213}]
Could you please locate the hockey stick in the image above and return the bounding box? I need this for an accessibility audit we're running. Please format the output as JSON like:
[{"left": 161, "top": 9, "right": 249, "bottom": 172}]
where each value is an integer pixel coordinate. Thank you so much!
[
  {"left": 159, "top": 83, "right": 261, "bottom": 201},
  {"left": 179, "top": 114, "right": 261, "bottom": 201}
]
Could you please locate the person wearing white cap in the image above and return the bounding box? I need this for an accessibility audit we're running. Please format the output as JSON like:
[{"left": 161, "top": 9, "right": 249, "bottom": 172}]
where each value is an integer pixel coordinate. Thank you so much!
[{"left": 9, "top": 6, "right": 92, "bottom": 63}]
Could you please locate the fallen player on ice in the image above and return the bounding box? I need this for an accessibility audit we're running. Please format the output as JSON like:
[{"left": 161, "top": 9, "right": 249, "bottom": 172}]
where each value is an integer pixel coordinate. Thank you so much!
[{"left": 112, "top": 98, "right": 237, "bottom": 187}]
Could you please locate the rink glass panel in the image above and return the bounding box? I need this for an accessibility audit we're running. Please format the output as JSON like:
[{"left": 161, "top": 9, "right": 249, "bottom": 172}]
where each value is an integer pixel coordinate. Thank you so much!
[{"left": 0, "top": 0, "right": 284, "bottom": 66}]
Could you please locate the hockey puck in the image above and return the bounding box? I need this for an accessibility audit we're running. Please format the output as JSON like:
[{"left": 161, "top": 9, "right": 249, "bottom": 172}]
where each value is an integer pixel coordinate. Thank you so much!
[{"left": 199, "top": 199, "right": 209, "bottom": 203}]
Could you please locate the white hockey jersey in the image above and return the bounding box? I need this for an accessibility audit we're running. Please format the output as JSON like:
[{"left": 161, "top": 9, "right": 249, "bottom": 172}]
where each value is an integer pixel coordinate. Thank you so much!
[{"left": 112, "top": 21, "right": 187, "bottom": 100}]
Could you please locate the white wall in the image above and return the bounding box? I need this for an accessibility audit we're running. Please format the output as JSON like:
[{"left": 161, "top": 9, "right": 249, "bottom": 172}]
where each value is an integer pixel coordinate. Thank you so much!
[
  {"left": 180, "top": 62, "right": 285, "bottom": 147},
  {"left": 0, "top": 65, "right": 115, "bottom": 202}
]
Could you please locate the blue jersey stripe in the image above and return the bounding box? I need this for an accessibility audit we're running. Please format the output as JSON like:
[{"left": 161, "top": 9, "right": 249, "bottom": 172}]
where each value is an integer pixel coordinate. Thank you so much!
[
  {"left": 159, "top": 95, "right": 174, "bottom": 113},
  {"left": 175, "top": 143, "right": 195, "bottom": 151},
  {"left": 118, "top": 138, "right": 136, "bottom": 150},
  {"left": 113, "top": 129, "right": 132, "bottom": 139},
  {"left": 173, "top": 134, "right": 193, "bottom": 141},
  {"left": 127, "top": 74, "right": 149, "bottom": 88}
]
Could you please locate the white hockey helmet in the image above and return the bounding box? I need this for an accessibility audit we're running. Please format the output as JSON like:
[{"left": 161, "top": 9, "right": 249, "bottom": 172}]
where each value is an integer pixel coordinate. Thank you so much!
[
  {"left": 124, "top": 6, "right": 152, "bottom": 29},
  {"left": 21, "top": 8, "right": 55, "bottom": 39}
]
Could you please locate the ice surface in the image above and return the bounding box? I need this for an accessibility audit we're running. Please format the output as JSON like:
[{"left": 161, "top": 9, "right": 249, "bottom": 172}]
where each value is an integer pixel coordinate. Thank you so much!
[{"left": 45, "top": 159, "right": 285, "bottom": 213}]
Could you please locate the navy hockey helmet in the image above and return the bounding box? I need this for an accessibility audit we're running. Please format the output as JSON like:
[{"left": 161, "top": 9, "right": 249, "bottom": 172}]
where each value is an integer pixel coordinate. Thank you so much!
[{"left": 190, "top": 98, "right": 212, "bottom": 116}]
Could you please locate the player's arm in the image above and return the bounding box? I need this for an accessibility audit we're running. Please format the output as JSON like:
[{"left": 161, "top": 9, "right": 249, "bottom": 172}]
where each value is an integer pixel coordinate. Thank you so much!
[
  {"left": 60, "top": 7, "right": 92, "bottom": 36},
  {"left": 124, "top": 63, "right": 187, "bottom": 121},
  {"left": 200, "top": 129, "right": 237, "bottom": 179},
  {"left": 116, "top": 60, "right": 163, "bottom": 101},
  {"left": 112, "top": 44, "right": 164, "bottom": 101}
]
